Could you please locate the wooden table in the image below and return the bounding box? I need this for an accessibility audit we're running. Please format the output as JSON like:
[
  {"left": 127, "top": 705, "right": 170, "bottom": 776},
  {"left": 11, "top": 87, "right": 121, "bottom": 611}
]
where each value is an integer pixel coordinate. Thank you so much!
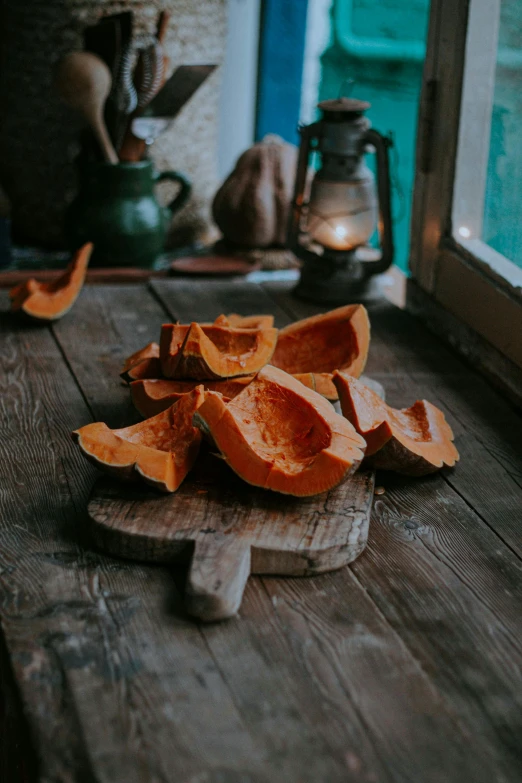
[{"left": 1, "top": 278, "right": 521, "bottom": 783}]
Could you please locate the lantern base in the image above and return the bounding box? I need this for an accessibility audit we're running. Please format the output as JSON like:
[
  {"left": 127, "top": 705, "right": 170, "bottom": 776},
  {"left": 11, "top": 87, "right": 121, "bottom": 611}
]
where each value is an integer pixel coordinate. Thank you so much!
[{"left": 294, "top": 252, "right": 386, "bottom": 304}]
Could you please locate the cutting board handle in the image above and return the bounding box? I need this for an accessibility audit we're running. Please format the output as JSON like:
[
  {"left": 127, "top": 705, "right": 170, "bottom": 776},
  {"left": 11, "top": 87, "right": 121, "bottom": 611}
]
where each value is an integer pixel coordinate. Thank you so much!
[{"left": 185, "top": 535, "right": 251, "bottom": 622}]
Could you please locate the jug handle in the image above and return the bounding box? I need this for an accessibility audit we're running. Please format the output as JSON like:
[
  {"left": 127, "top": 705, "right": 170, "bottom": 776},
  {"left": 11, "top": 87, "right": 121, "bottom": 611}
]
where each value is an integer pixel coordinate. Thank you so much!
[{"left": 154, "top": 170, "right": 192, "bottom": 214}]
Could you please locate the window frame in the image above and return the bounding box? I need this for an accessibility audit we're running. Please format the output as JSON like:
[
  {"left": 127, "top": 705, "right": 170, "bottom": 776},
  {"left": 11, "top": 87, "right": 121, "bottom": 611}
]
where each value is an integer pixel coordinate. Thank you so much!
[{"left": 409, "top": 0, "right": 522, "bottom": 382}]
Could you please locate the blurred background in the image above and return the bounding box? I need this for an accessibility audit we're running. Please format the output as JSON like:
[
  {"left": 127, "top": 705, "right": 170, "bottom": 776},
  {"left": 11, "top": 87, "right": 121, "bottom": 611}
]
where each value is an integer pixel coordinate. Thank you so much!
[{"left": 0, "top": 0, "right": 520, "bottom": 272}]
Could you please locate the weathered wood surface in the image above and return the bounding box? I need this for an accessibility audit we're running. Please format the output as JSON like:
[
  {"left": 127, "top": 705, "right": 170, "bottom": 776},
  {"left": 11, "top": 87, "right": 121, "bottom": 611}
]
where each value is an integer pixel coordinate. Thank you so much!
[
  {"left": 265, "top": 282, "right": 522, "bottom": 780},
  {"left": 0, "top": 281, "right": 521, "bottom": 782},
  {"left": 88, "top": 448, "right": 376, "bottom": 621}
]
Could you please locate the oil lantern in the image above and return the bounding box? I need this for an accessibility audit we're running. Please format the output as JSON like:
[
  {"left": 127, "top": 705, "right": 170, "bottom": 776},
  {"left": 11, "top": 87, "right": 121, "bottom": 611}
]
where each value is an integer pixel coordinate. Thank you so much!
[{"left": 288, "top": 97, "right": 394, "bottom": 303}]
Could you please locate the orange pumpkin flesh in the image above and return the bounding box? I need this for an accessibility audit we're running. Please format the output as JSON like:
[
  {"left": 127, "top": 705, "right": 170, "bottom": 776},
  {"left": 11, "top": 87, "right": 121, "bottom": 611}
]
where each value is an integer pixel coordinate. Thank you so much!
[
  {"left": 334, "top": 372, "right": 459, "bottom": 476},
  {"left": 293, "top": 373, "right": 338, "bottom": 401},
  {"left": 130, "top": 376, "right": 256, "bottom": 418},
  {"left": 194, "top": 365, "right": 366, "bottom": 497},
  {"left": 272, "top": 304, "right": 370, "bottom": 377},
  {"left": 160, "top": 322, "right": 278, "bottom": 380},
  {"left": 120, "top": 342, "right": 162, "bottom": 383},
  {"left": 121, "top": 342, "right": 160, "bottom": 373},
  {"left": 73, "top": 387, "right": 206, "bottom": 493},
  {"left": 214, "top": 313, "right": 275, "bottom": 329},
  {"left": 10, "top": 242, "right": 93, "bottom": 321}
]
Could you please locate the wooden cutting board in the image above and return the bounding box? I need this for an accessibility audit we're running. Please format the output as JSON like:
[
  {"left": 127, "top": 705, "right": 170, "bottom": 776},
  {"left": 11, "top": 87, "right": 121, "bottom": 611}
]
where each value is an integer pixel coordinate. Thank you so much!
[
  {"left": 88, "top": 381, "right": 383, "bottom": 623},
  {"left": 88, "top": 455, "right": 375, "bottom": 622}
]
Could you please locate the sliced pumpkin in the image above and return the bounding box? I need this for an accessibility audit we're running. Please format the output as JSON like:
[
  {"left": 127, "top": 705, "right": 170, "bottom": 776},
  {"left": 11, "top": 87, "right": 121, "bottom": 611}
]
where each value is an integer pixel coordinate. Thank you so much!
[
  {"left": 160, "top": 322, "right": 278, "bottom": 380},
  {"left": 214, "top": 313, "right": 275, "bottom": 329},
  {"left": 293, "top": 372, "right": 338, "bottom": 401},
  {"left": 194, "top": 365, "right": 366, "bottom": 497},
  {"left": 73, "top": 387, "right": 206, "bottom": 492},
  {"left": 122, "top": 342, "right": 160, "bottom": 373},
  {"left": 120, "top": 342, "right": 162, "bottom": 383},
  {"left": 333, "top": 372, "right": 459, "bottom": 476},
  {"left": 130, "top": 375, "right": 256, "bottom": 418},
  {"left": 10, "top": 242, "right": 93, "bottom": 321},
  {"left": 271, "top": 304, "right": 370, "bottom": 377},
  {"left": 122, "top": 358, "right": 162, "bottom": 383}
]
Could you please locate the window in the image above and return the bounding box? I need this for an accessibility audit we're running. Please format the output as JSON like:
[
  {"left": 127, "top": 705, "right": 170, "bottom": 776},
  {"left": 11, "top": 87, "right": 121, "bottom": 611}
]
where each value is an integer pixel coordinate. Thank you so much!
[{"left": 410, "top": 0, "right": 522, "bottom": 396}]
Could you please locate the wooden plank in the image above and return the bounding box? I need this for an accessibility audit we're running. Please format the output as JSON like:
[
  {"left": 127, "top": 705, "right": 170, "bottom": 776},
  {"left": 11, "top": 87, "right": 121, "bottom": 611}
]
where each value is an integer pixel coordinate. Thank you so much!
[
  {"left": 0, "top": 266, "right": 167, "bottom": 288},
  {"left": 53, "top": 281, "right": 497, "bottom": 780},
  {"left": 0, "top": 293, "right": 266, "bottom": 782},
  {"left": 0, "top": 630, "right": 37, "bottom": 782},
  {"left": 352, "top": 476, "right": 522, "bottom": 781},
  {"left": 407, "top": 278, "right": 522, "bottom": 410},
  {"left": 51, "top": 284, "right": 170, "bottom": 429},
  {"left": 264, "top": 282, "right": 522, "bottom": 779},
  {"left": 150, "top": 277, "right": 293, "bottom": 329},
  {"left": 434, "top": 247, "right": 522, "bottom": 369},
  {"left": 204, "top": 570, "right": 490, "bottom": 783}
]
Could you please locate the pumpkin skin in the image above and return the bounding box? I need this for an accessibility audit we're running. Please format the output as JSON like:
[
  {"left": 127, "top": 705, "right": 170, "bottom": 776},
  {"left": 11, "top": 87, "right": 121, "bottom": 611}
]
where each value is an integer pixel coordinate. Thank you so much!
[
  {"left": 334, "top": 372, "right": 459, "bottom": 476},
  {"left": 10, "top": 242, "right": 92, "bottom": 321},
  {"left": 194, "top": 365, "right": 366, "bottom": 497},
  {"left": 73, "top": 387, "right": 206, "bottom": 493},
  {"left": 160, "top": 322, "right": 278, "bottom": 380},
  {"left": 130, "top": 375, "right": 256, "bottom": 418},
  {"left": 272, "top": 304, "right": 370, "bottom": 377},
  {"left": 212, "top": 135, "right": 298, "bottom": 248}
]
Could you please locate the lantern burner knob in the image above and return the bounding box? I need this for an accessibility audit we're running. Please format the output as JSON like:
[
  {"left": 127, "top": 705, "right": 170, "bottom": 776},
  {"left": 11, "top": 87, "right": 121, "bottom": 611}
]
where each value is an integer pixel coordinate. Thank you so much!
[{"left": 318, "top": 98, "right": 371, "bottom": 119}]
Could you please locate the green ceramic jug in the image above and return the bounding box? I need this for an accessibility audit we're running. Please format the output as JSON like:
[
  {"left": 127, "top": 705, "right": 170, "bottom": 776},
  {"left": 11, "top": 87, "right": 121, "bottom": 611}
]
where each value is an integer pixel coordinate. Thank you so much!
[{"left": 65, "top": 159, "right": 191, "bottom": 267}]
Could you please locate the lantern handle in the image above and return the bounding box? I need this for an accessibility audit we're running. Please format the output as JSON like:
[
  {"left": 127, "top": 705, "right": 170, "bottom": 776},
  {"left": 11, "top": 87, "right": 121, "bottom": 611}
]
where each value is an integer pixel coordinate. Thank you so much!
[
  {"left": 361, "top": 128, "right": 394, "bottom": 276},
  {"left": 288, "top": 121, "right": 321, "bottom": 255}
]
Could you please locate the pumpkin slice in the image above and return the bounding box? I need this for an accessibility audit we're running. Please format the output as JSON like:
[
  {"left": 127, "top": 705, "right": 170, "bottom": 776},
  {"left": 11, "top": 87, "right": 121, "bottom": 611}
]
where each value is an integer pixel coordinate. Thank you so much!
[
  {"left": 271, "top": 304, "right": 370, "bottom": 377},
  {"left": 160, "top": 322, "right": 278, "bottom": 380},
  {"left": 10, "top": 242, "right": 93, "bottom": 321},
  {"left": 122, "top": 358, "right": 162, "bottom": 383},
  {"left": 73, "top": 387, "right": 206, "bottom": 493},
  {"left": 293, "top": 372, "right": 338, "bottom": 401},
  {"left": 334, "top": 372, "right": 459, "bottom": 476},
  {"left": 130, "top": 375, "right": 256, "bottom": 418},
  {"left": 122, "top": 342, "right": 160, "bottom": 373},
  {"left": 214, "top": 313, "right": 275, "bottom": 329},
  {"left": 120, "top": 342, "right": 162, "bottom": 383},
  {"left": 194, "top": 365, "right": 366, "bottom": 497}
]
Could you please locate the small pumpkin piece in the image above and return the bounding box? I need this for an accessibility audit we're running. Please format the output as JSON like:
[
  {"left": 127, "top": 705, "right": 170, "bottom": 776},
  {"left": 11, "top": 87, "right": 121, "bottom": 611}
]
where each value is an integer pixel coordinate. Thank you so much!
[
  {"left": 73, "top": 386, "right": 206, "bottom": 493},
  {"left": 10, "top": 242, "right": 93, "bottom": 321},
  {"left": 131, "top": 375, "right": 256, "bottom": 418},
  {"left": 120, "top": 342, "right": 162, "bottom": 383},
  {"left": 194, "top": 365, "right": 366, "bottom": 497},
  {"left": 160, "top": 322, "right": 278, "bottom": 380},
  {"left": 121, "top": 342, "right": 160, "bottom": 373},
  {"left": 214, "top": 313, "right": 275, "bottom": 329},
  {"left": 272, "top": 304, "right": 370, "bottom": 377},
  {"left": 293, "top": 372, "right": 338, "bottom": 402},
  {"left": 334, "top": 372, "right": 459, "bottom": 476},
  {"left": 121, "top": 358, "right": 162, "bottom": 383}
]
